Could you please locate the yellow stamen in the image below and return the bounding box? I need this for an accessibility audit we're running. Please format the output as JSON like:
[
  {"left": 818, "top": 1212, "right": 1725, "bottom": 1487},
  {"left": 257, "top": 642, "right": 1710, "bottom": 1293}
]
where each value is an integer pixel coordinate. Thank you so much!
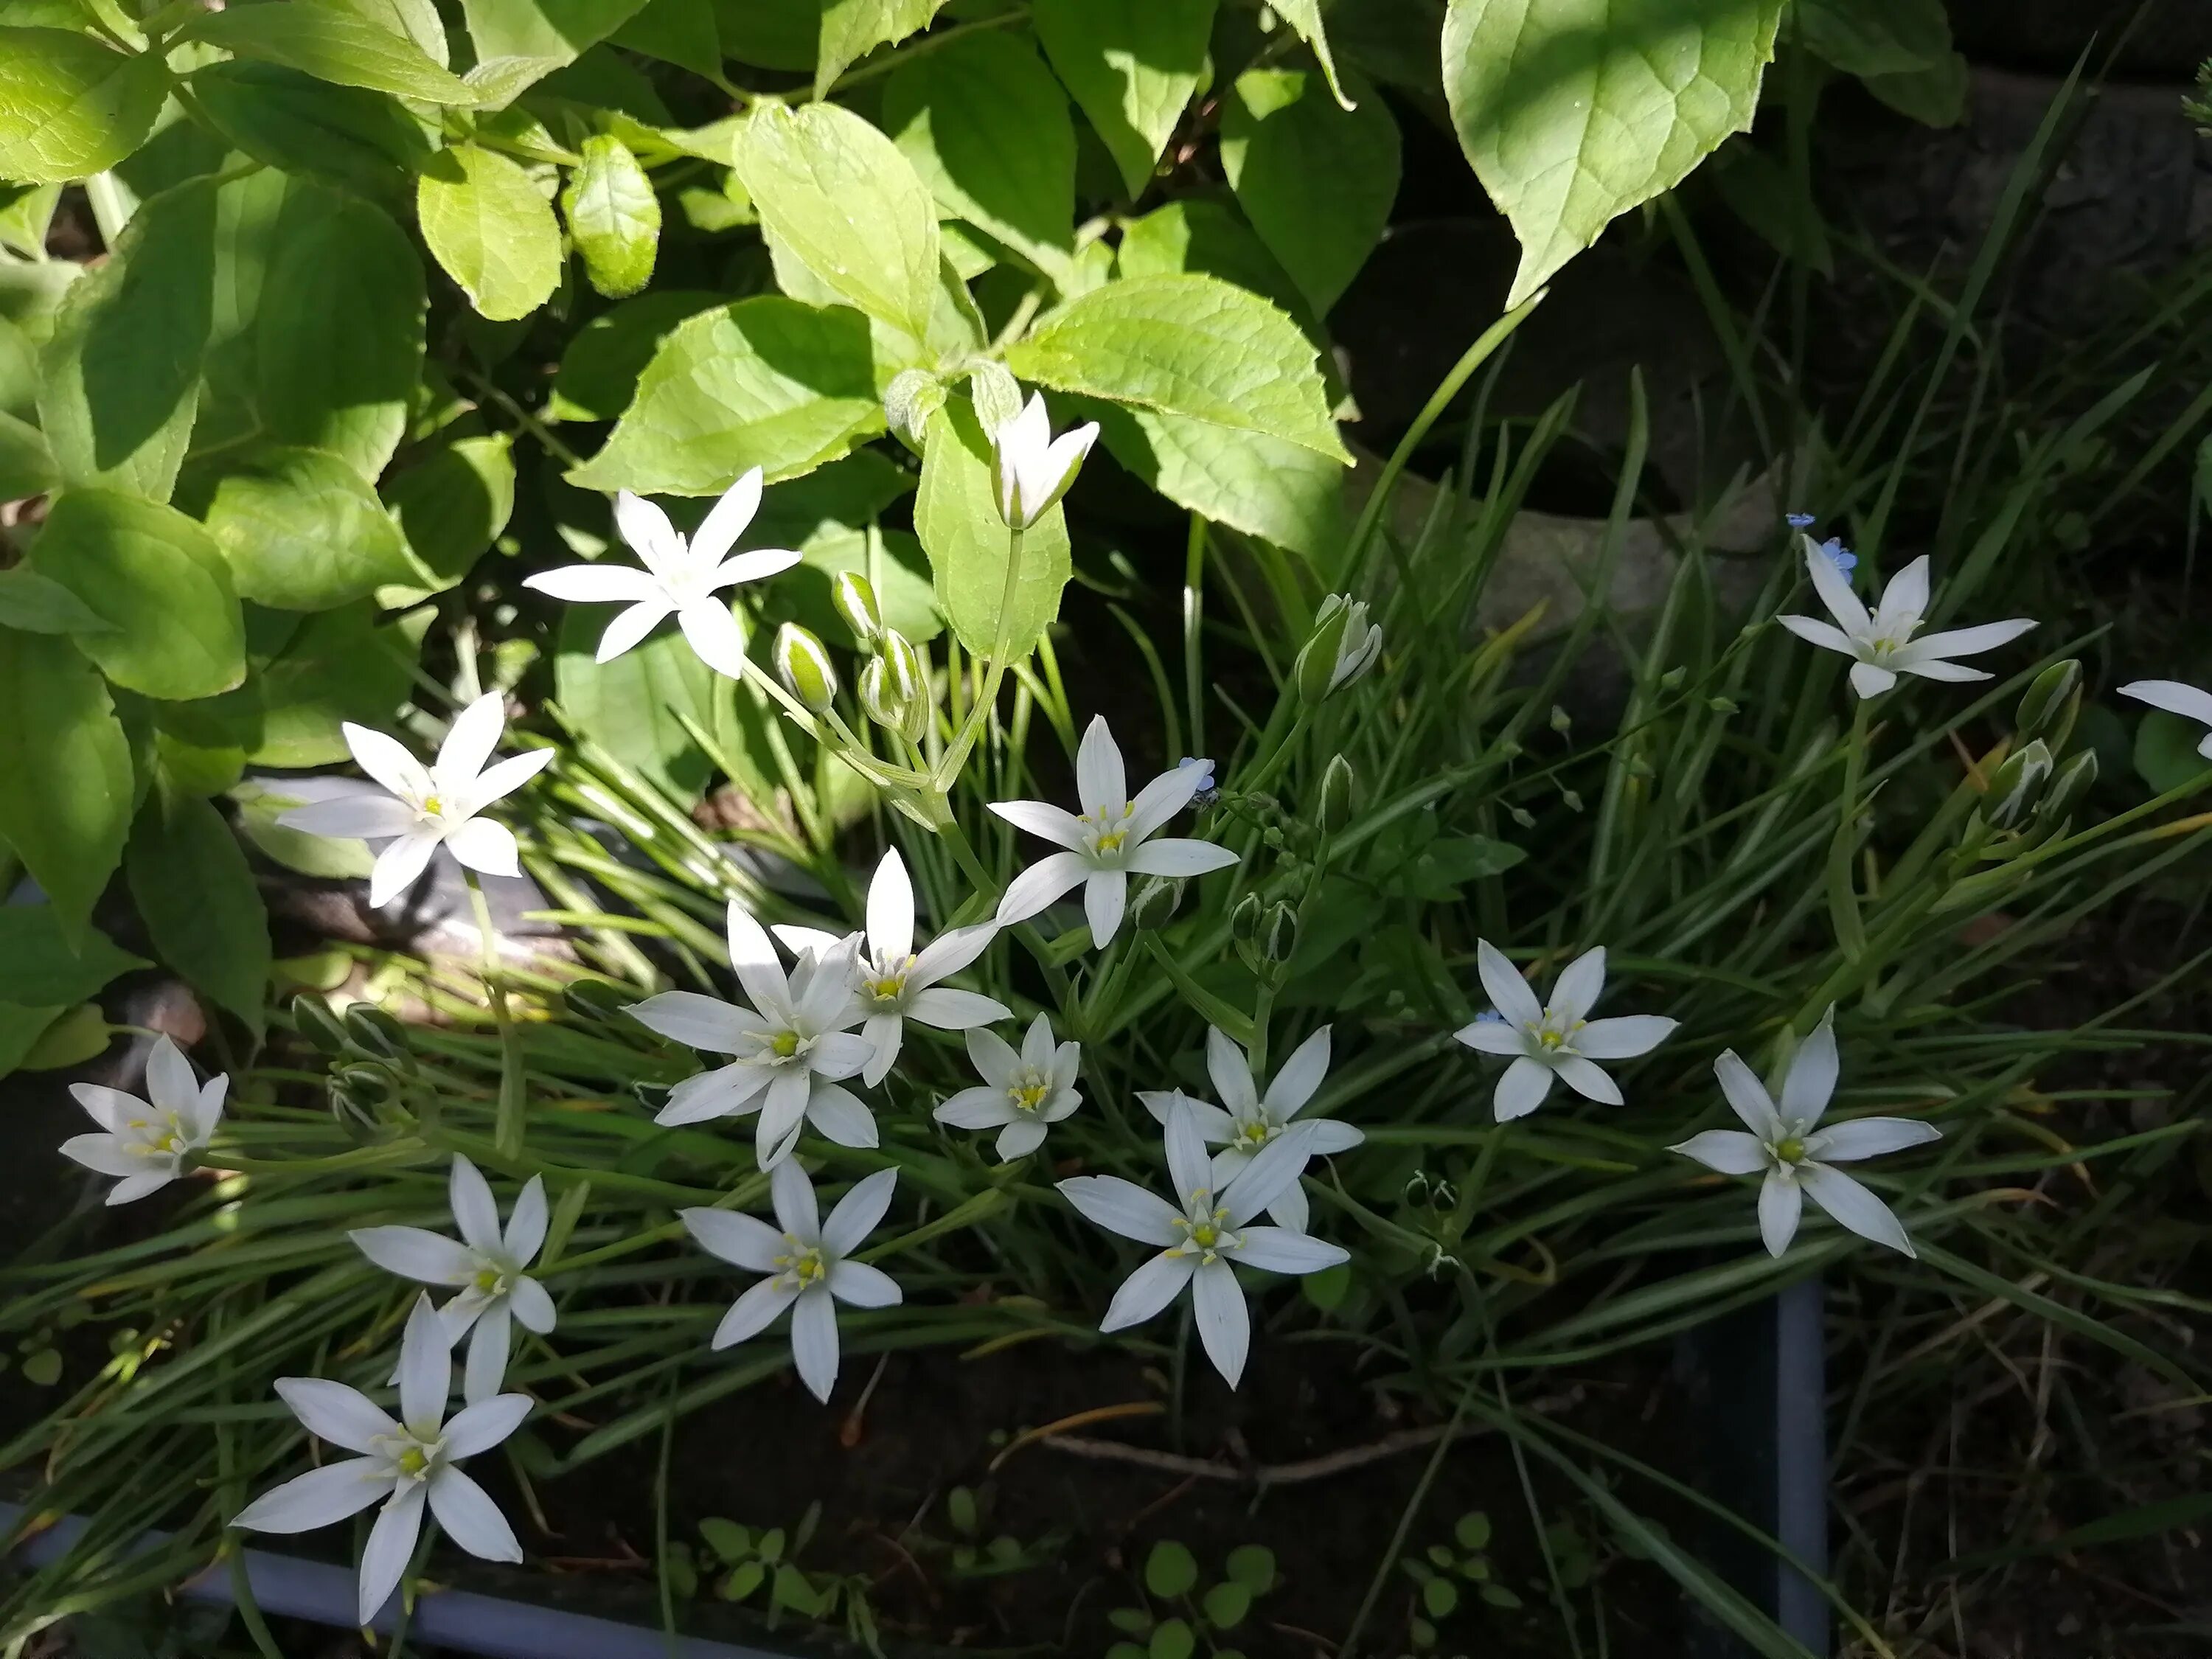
[{"left": 771, "top": 1030, "right": 800, "bottom": 1060}]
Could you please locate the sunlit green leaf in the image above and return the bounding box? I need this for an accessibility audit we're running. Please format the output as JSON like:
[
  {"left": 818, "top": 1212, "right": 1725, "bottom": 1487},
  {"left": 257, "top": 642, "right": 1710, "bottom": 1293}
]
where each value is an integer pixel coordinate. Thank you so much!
[
  {"left": 915, "top": 399, "right": 1066, "bottom": 658},
  {"left": 419, "top": 142, "right": 565, "bottom": 321},
  {"left": 1221, "top": 67, "right": 1399, "bottom": 315},
  {"left": 1032, "top": 0, "right": 1217, "bottom": 198},
  {"left": 190, "top": 444, "right": 421, "bottom": 611},
  {"left": 562, "top": 133, "right": 660, "bottom": 298},
  {"left": 0, "top": 28, "right": 168, "bottom": 184},
  {"left": 127, "top": 783, "right": 271, "bottom": 1040},
  {"left": 186, "top": 2, "right": 477, "bottom": 102},
  {"left": 0, "top": 630, "right": 135, "bottom": 945}
]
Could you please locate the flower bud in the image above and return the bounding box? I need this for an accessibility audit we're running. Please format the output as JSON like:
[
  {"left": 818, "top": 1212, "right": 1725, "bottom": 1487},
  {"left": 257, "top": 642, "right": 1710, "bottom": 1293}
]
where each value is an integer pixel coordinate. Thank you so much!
[
  {"left": 1130, "top": 874, "right": 1186, "bottom": 932},
  {"left": 1230, "top": 891, "right": 1264, "bottom": 945},
  {"left": 2037, "top": 748, "right": 2098, "bottom": 824},
  {"left": 1261, "top": 902, "right": 1299, "bottom": 965},
  {"left": 1984, "top": 739, "right": 2053, "bottom": 830},
  {"left": 291, "top": 993, "right": 349, "bottom": 1055},
  {"left": 342, "top": 1003, "right": 409, "bottom": 1063},
  {"left": 832, "top": 571, "right": 881, "bottom": 645},
  {"left": 774, "top": 623, "right": 838, "bottom": 713},
  {"left": 859, "top": 644, "right": 928, "bottom": 745},
  {"left": 1548, "top": 704, "right": 1571, "bottom": 734},
  {"left": 1318, "top": 754, "right": 1357, "bottom": 832},
  {"left": 884, "top": 367, "right": 945, "bottom": 452},
  {"left": 1295, "top": 594, "right": 1381, "bottom": 705},
  {"left": 2014, "top": 658, "right": 2081, "bottom": 748}
]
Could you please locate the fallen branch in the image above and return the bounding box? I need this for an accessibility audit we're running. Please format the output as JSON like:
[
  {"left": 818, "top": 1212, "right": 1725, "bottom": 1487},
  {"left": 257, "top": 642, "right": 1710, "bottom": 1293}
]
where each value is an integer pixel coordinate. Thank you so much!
[{"left": 1040, "top": 1422, "right": 1471, "bottom": 1486}]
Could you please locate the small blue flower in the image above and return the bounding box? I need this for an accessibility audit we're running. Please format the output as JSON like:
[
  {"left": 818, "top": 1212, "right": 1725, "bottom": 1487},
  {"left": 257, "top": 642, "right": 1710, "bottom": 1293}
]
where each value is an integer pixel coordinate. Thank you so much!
[
  {"left": 1470, "top": 1008, "right": 1508, "bottom": 1025},
  {"left": 1177, "top": 756, "right": 1216, "bottom": 793},
  {"left": 1786, "top": 512, "right": 1817, "bottom": 529},
  {"left": 1817, "top": 536, "right": 1858, "bottom": 575}
]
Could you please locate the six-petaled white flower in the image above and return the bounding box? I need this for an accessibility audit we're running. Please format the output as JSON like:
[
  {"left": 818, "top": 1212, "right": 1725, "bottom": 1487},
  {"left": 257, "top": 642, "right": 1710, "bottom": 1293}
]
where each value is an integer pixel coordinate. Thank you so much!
[
  {"left": 772, "top": 850, "right": 1008, "bottom": 1086},
  {"left": 990, "top": 393, "right": 1099, "bottom": 530},
  {"left": 1669, "top": 1011, "right": 1939, "bottom": 1258},
  {"left": 1776, "top": 538, "right": 2034, "bottom": 700},
  {"left": 522, "top": 469, "right": 800, "bottom": 678},
  {"left": 2120, "top": 679, "right": 2212, "bottom": 762},
  {"left": 1138, "top": 1026, "right": 1360, "bottom": 1230},
  {"left": 1453, "top": 942, "right": 1675, "bottom": 1121},
  {"left": 934, "top": 1012, "right": 1082, "bottom": 1161},
  {"left": 628, "top": 904, "right": 876, "bottom": 1169},
  {"left": 233, "top": 1295, "right": 530, "bottom": 1626},
  {"left": 992, "top": 715, "right": 1238, "bottom": 947},
  {"left": 349, "top": 1156, "right": 556, "bottom": 1405},
  {"left": 275, "top": 693, "right": 554, "bottom": 908},
  {"left": 60, "top": 1035, "right": 226, "bottom": 1206},
  {"left": 681, "top": 1162, "right": 902, "bottom": 1403},
  {"left": 1059, "top": 1103, "right": 1346, "bottom": 1387}
]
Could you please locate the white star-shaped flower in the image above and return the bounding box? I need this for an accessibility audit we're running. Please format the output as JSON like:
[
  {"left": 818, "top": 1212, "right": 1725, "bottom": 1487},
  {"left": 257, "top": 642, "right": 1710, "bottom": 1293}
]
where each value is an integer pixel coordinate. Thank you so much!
[
  {"left": 523, "top": 468, "right": 801, "bottom": 678},
  {"left": 1138, "top": 1026, "right": 1361, "bottom": 1230},
  {"left": 233, "top": 1295, "right": 530, "bottom": 1626},
  {"left": 681, "top": 1162, "right": 902, "bottom": 1402},
  {"left": 1670, "top": 1012, "right": 1940, "bottom": 1257},
  {"left": 991, "top": 715, "right": 1237, "bottom": 948},
  {"left": 990, "top": 393, "right": 1099, "bottom": 530},
  {"left": 772, "top": 850, "right": 1008, "bottom": 1086},
  {"left": 627, "top": 902, "right": 876, "bottom": 1169},
  {"left": 1775, "top": 537, "right": 2034, "bottom": 699},
  {"left": 1452, "top": 942, "right": 1676, "bottom": 1121},
  {"left": 934, "top": 1012, "right": 1082, "bottom": 1161},
  {"left": 275, "top": 692, "right": 554, "bottom": 908},
  {"left": 60, "top": 1035, "right": 226, "bottom": 1205},
  {"left": 349, "top": 1155, "right": 555, "bottom": 1405},
  {"left": 1058, "top": 1103, "right": 1347, "bottom": 1388},
  {"left": 2120, "top": 679, "right": 2212, "bottom": 761}
]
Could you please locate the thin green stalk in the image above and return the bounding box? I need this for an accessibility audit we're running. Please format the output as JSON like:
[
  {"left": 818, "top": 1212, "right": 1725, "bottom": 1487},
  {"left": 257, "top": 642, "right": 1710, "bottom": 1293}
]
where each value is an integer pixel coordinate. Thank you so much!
[{"left": 465, "top": 872, "right": 528, "bottom": 1161}]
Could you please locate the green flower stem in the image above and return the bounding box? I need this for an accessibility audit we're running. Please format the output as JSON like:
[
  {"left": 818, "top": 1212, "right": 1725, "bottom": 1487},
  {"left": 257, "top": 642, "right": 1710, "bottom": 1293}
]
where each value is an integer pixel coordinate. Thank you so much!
[
  {"left": 1824, "top": 700, "right": 1874, "bottom": 961},
  {"left": 465, "top": 870, "right": 529, "bottom": 1161},
  {"left": 937, "top": 523, "right": 1026, "bottom": 790}
]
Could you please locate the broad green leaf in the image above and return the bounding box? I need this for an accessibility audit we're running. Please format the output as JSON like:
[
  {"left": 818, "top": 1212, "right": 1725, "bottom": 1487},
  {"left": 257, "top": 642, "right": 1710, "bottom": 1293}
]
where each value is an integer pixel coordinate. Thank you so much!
[
  {"left": 419, "top": 142, "right": 565, "bottom": 321},
  {"left": 0, "top": 408, "right": 57, "bottom": 500},
  {"left": 1031, "top": 0, "right": 1217, "bottom": 199},
  {"left": 334, "top": 0, "right": 451, "bottom": 65},
  {"left": 186, "top": 3, "right": 478, "bottom": 102},
  {"left": 0, "top": 181, "right": 62, "bottom": 259},
  {"left": 0, "top": 313, "right": 35, "bottom": 419},
  {"left": 1267, "top": 0, "right": 1354, "bottom": 109},
  {"left": 1082, "top": 398, "right": 1343, "bottom": 561},
  {"left": 1864, "top": 55, "right": 1967, "bottom": 128},
  {"left": 0, "top": 630, "right": 134, "bottom": 945},
  {"left": 0, "top": 29, "right": 168, "bottom": 184},
  {"left": 0, "top": 906, "right": 146, "bottom": 1006},
  {"left": 548, "top": 288, "right": 720, "bottom": 421},
  {"left": 555, "top": 608, "right": 731, "bottom": 802},
  {"left": 191, "top": 445, "right": 421, "bottom": 611},
  {"left": 614, "top": 0, "right": 723, "bottom": 77},
  {"left": 0, "top": 563, "right": 109, "bottom": 634},
  {"left": 17, "top": 1004, "right": 108, "bottom": 1071},
  {"left": 735, "top": 101, "right": 939, "bottom": 341},
  {"left": 785, "top": 524, "right": 939, "bottom": 645},
  {"left": 568, "top": 296, "right": 883, "bottom": 495},
  {"left": 462, "top": 0, "right": 652, "bottom": 66},
  {"left": 29, "top": 490, "right": 245, "bottom": 700},
  {"left": 1006, "top": 274, "right": 1349, "bottom": 462},
  {"left": 39, "top": 174, "right": 217, "bottom": 501},
  {"left": 381, "top": 433, "right": 517, "bottom": 599},
  {"left": 914, "top": 399, "right": 1068, "bottom": 658},
  {"left": 250, "top": 600, "right": 426, "bottom": 766},
  {"left": 1221, "top": 67, "right": 1399, "bottom": 314},
  {"left": 1442, "top": 0, "right": 1784, "bottom": 307},
  {"left": 1117, "top": 197, "right": 1307, "bottom": 321},
  {"left": 251, "top": 181, "right": 425, "bottom": 478},
  {"left": 1144, "top": 1541, "right": 1198, "bottom": 1599},
  {"left": 1795, "top": 0, "right": 1950, "bottom": 76},
  {"left": 126, "top": 784, "right": 271, "bottom": 1040},
  {"left": 883, "top": 32, "right": 1075, "bottom": 279},
  {"left": 816, "top": 0, "right": 944, "bottom": 99},
  {"left": 751, "top": 448, "right": 914, "bottom": 546},
  {"left": 2133, "top": 712, "right": 2212, "bottom": 796},
  {"left": 563, "top": 134, "right": 660, "bottom": 299},
  {"left": 191, "top": 61, "right": 433, "bottom": 197},
  {"left": 0, "top": 1004, "right": 67, "bottom": 1082},
  {"left": 714, "top": 0, "right": 815, "bottom": 69},
  {"left": 229, "top": 779, "right": 378, "bottom": 877}
]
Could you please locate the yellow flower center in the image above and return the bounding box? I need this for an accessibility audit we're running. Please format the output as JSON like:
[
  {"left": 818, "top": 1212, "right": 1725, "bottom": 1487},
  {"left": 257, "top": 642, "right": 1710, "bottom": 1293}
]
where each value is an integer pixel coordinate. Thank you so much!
[
  {"left": 771, "top": 1030, "right": 801, "bottom": 1060},
  {"left": 1775, "top": 1136, "right": 1806, "bottom": 1164},
  {"left": 421, "top": 793, "right": 445, "bottom": 817},
  {"left": 1009, "top": 1079, "right": 1051, "bottom": 1113},
  {"left": 867, "top": 969, "right": 908, "bottom": 1004},
  {"left": 396, "top": 1446, "right": 429, "bottom": 1478},
  {"left": 1169, "top": 1200, "right": 1234, "bottom": 1262},
  {"left": 473, "top": 1267, "right": 502, "bottom": 1294},
  {"left": 1096, "top": 829, "right": 1126, "bottom": 853},
  {"left": 1239, "top": 1120, "right": 1274, "bottom": 1147},
  {"left": 776, "top": 1242, "right": 827, "bottom": 1287}
]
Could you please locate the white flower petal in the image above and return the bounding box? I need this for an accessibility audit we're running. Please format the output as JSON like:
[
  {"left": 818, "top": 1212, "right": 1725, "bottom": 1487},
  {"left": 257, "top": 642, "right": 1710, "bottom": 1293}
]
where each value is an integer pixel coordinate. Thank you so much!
[
  {"left": 342, "top": 723, "right": 432, "bottom": 802},
  {"left": 1164, "top": 1100, "right": 1214, "bottom": 1201},
  {"left": 1220, "top": 1121, "right": 1321, "bottom": 1226},
  {"left": 1775, "top": 613, "right": 1860, "bottom": 658},
  {"left": 995, "top": 1119, "right": 1048, "bottom": 1159},
  {"left": 827, "top": 1259, "right": 901, "bottom": 1309},
  {"left": 1669, "top": 1130, "right": 1770, "bottom": 1175},
  {"left": 427, "top": 1466, "right": 521, "bottom": 1563},
  {"left": 683, "top": 1206, "right": 785, "bottom": 1273},
  {"left": 1758, "top": 1170, "right": 1803, "bottom": 1257},
  {"left": 1231, "top": 1225, "right": 1349, "bottom": 1276},
  {"left": 357, "top": 1483, "right": 427, "bottom": 1627},
  {"left": 1573, "top": 1015, "right": 1676, "bottom": 1059},
  {"left": 349, "top": 1226, "right": 477, "bottom": 1287},
  {"left": 233, "top": 1457, "right": 391, "bottom": 1535},
  {"left": 656, "top": 1064, "right": 768, "bottom": 1125},
  {"left": 442, "top": 1392, "right": 532, "bottom": 1458},
  {"left": 596, "top": 599, "right": 675, "bottom": 662},
  {"left": 143, "top": 1035, "right": 198, "bottom": 1115},
  {"left": 105, "top": 1170, "right": 175, "bottom": 1205},
  {"left": 1898, "top": 618, "right": 2035, "bottom": 663},
  {"left": 1779, "top": 1015, "right": 1840, "bottom": 1128},
  {"left": 1806, "top": 1117, "right": 1941, "bottom": 1163},
  {"left": 1082, "top": 869, "right": 1127, "bottom": 947},
  {"left": 997, "top": 851, "right": 1090, "bottom": 926},
  {"left": 367, "top": 832, "right": 440, "bottom": 909},
  {"left": 507, "top": 1275, "right": 556, "bottom": 1335},
  {"left": 276, "top": 793, "right": 422, "bottom": 841},
  {"left": 60, "top": 1133, "right": 150, "bottom": 1178},
  {"left": 1125, "top": 763, "right": 1200, "bottom": 841},
  {"left": 904, "top": 987, "right": 1008, "bottom": 1032},
  {"left": 1552, "top": 1054, "right": 1622, "bottom": 1105},
  {"left": 522, "top": 563, "right": 661, "bottom": 605},
  {"left": 1493, "top": 1055, "right": 1554, "bottom": 1121},
  {"left": 69, "top": 1083, "right": 139, "bottom": 1133},
  {"left": 1800, "top": 1162, "right": 1915, "bottom": 1255},
  {"left": 806, "top": 1083, "right": 878, "bottom": 1148},
  {"left": 1099, "top": 1252, "right": 1195, "bottom": 1332},
  {"left": 790, "top": 1288, "right": 841, "bottom": 1402},
  {"left": 1713, "top": 1050, "right": 1784, "bottom": 1138},
  {"left": 936, "top": 1085, "right": 1018, "bottom": 1130},
  {"left": 1848, "top": 661, "right": 1897, "bottom": 699},
  {"left": 1801, "top": 533, "right": 1870, "bottom": 632},
  {"left": 434, "top": 692, "right": 509, "bottom": 791},
  {"left": 908, "top": 920, "right": 997, "bottom": 985},
  {"left": 1896, "top": 656, "right": 1990, "bottom": 684},
  {"left": 1203, "top": 1026, "right": 1257, "bottom": 1116},
  {"left": 462, "top": 1303, "right": 512, "bottom": 1404},
  {"left": 689, "top": 467, "right": 763, "bottom": 566},
  {"left": 460, "top": 748, "right": 554, "bottom": 816},
  {"left": 1262, "top": 1025, "right": 1331, "bottom": 1119},
  {"left": 723, "top": 902, "right": 792, "bottom": 1018},
  {"left": 504, "top": 1177, "right": 548, "bottom": 1265},
  {"left": 628, "top": 990, "right": 757, "bottom": 1054},
  {"left": 1264, "top": 1180, "right": 1308, "bottom": 1231},
  {"left": 2120, "top": 678, "right": 2212, "bottom": 730},
  {"left": 273, "top": 1379, "right": 398, "bottom": 1454},
  {"left": 448, "top": 1155, "right": 501, "bottom": 1253},
  {"left": 1192, "top": 1259, "right": 1250, "bottom": 1387},
  {"left": 821, "top": 1166, "right": 898, "bottom": 1256},
  {"left": 712, "top": 546, "right": 803, "bottom": 588},
  {"left": 1074, "top": 715, "right": 1126, "bottom": 815},
  {"left": 713, "top": 1278, "right": 796, "bottom": 1349},
  {"left": 1057, "top": 1175, "right": 1183, "bottom": 1245},
  {"left": 865, "top": 850, "right": 915, "bottom": 963},
  {"left": 675, "top": 598, "right": 753, "bottom": 680},
  {"left": 768, "top": 1158, "right": 819, "bottom": 1242},
  {"left": 1475, "top": 939, "right": 1543, "bottom": 1028},
  {"left": 1547, "top": 946, "right": 1607, "bottom": 1025},
  {"left": 397, "top": 1296, "right": 452, "bottom": 1433},
  {"left": 987, "top": 799, "right": 1088, "bottom": 849},
  {"left": 443, "top": 816, "right": 521, "bottom": 880},
  {"left": 613, "top": 490, "right": 683, "bottom": 573},
  {"left": 1122, "top": 838, "right": 1238, "bottom": 878},
  {"left": 1452, "top": 1018, "right": 1526, "bottom": 1056}
]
